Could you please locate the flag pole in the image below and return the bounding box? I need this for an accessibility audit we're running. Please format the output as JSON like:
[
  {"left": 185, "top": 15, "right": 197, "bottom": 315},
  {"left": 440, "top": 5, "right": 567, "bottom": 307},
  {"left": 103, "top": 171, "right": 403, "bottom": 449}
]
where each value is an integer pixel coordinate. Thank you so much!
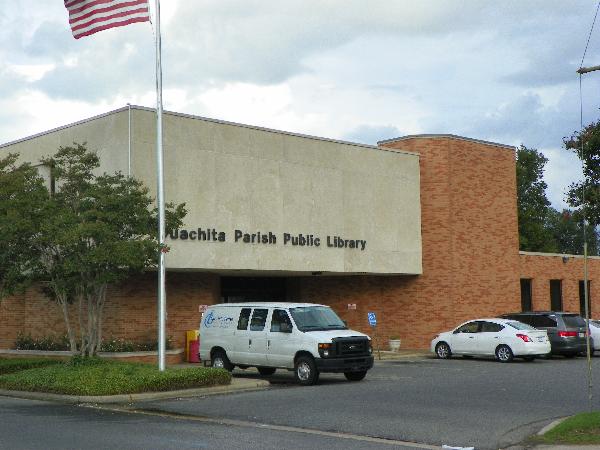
[{"left": 154, "top": 0, "right": 166, "bottom": 371}]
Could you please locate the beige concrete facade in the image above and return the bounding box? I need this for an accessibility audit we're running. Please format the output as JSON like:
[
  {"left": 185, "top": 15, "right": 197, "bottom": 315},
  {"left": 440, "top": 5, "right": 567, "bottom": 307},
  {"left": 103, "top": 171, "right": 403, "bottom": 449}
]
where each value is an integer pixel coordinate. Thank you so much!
[{"left": 2, "top": 106, "right": 423, "bottom": 276}]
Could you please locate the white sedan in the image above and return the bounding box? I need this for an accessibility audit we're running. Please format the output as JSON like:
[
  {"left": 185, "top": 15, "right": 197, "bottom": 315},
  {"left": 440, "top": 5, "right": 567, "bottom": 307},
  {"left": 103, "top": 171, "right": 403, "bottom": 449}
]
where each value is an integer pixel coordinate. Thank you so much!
[
  {"left": 431, "top": 318, "right": 550, "bottom": 362},
  {"left": 589, "top": 320, "right": 600, "bottom": 353}
]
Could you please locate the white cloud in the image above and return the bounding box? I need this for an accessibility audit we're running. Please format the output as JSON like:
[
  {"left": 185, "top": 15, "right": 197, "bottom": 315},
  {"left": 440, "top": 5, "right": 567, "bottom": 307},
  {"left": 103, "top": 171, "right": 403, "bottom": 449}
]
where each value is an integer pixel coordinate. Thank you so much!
[{"left": 2, "top": 0, "right": 600, "bottom": 210}]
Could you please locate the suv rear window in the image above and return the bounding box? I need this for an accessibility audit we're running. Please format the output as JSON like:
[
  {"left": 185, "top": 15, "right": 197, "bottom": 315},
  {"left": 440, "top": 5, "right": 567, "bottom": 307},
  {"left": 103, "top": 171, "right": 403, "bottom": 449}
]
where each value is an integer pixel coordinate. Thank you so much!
[
  {"left": 532, "top": 315, "right": 557, "bottom": 328},
  {"left": 562, "top": 315, "right": 586, "bottom": 328}
]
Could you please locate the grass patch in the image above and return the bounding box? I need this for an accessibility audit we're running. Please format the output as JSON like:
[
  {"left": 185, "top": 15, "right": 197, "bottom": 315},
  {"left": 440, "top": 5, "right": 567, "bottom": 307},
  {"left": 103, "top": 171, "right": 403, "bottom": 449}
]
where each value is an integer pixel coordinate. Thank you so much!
[
  {"left": 531, "top": 412, "right": 600, "bottom": 445},
  {"left": 0, "top": 357, "right": 231, "bottom": 396},
  {"left": 0, "top": 357, "right": 63, "bottom": 375}
]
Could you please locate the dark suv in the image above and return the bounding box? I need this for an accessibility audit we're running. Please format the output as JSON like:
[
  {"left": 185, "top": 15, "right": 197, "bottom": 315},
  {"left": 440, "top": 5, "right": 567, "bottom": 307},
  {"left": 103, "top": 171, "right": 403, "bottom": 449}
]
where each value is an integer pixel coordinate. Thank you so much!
[{"left": 500, "top": 312, "right": 591, "bottom": 357}]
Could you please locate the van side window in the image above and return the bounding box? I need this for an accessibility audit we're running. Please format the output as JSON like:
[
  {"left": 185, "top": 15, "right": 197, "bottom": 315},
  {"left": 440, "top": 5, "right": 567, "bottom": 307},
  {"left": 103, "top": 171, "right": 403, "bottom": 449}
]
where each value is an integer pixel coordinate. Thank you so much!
[
  {"left": 237, "top": 308, "right": 251, "bottom": 330},
  {"left": 270, "top": 309, "right": 292, "bottom": 332},
  {"left": 250, "top": 308, "right": 268, "bottom": 331}
]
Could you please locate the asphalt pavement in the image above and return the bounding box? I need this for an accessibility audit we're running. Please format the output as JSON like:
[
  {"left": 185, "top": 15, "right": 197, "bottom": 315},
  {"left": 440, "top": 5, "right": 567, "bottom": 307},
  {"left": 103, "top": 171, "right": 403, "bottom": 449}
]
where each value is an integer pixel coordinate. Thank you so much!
[
  {"left": 1, "top": 350, "right": 597, "bottom": 449},
  {"left": 146, "top": 351, "right": 600, "bottom": 449}
]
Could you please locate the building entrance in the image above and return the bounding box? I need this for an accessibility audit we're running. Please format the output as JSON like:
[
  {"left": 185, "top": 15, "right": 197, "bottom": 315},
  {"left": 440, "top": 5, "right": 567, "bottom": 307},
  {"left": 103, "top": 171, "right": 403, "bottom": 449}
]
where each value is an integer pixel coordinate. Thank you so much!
[{"left": 220, "top": 277, "right": 287, "bottom": 303}]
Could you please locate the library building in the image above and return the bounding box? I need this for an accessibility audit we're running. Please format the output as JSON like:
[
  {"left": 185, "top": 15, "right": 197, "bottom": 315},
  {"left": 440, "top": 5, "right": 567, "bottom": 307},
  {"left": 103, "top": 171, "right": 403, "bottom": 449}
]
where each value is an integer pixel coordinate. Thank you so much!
[{"left": 1, "top": 105, "right": 599, "bottom": 359}]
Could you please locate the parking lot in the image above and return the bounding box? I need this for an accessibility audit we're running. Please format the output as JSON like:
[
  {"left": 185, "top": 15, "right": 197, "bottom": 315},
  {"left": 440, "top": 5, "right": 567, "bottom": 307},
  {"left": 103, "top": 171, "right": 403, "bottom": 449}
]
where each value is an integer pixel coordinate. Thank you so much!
[{"left": 139, "top": 355, "right": 600, "bottom": 449}]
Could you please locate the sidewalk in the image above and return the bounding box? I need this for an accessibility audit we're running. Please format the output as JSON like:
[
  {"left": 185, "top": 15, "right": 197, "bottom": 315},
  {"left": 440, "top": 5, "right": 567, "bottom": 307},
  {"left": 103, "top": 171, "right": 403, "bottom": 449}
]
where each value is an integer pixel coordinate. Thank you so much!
[{"left": 372, "top": 348, "right": 432, "bottom": 360}]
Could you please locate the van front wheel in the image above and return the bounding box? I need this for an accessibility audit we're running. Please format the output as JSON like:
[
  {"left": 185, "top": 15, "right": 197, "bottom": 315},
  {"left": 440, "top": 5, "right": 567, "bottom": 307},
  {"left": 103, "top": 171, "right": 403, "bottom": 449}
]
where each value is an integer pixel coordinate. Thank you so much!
[
  {"left": 294, "top": 356, "right": 319, "bottom": 385},
  {"left": 211, "top": 350, "right": 233, "bottom": 372}
]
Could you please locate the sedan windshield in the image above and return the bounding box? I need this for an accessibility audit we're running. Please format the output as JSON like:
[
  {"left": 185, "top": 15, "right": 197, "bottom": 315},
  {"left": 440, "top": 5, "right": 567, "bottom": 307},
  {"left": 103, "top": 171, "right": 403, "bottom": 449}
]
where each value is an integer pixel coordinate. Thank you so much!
[{"left": 289, "top": 306, "right": 347, "bottom": 332}]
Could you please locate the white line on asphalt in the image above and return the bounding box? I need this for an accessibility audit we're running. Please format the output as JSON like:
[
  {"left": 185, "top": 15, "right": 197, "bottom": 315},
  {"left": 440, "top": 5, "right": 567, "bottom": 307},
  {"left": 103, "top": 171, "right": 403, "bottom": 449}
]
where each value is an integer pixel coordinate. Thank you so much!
[{"left": 86, "top": 405, "right": 440, "bottom": 449}]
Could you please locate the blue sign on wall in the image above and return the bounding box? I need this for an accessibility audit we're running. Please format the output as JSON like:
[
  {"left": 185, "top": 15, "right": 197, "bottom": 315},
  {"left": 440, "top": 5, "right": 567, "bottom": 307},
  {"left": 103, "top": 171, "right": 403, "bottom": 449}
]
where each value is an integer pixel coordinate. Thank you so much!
[{"left": 368, "top": 312, "right": 377, "bottom": 327}]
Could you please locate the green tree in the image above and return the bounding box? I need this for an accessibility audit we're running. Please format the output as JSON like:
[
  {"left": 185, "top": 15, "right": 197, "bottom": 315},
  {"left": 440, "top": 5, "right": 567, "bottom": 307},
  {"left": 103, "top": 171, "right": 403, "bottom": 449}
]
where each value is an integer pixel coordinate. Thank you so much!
[
  {"left": 516, "top": 145, "right": 558, "bottom": 252},
  {"left": 0, "top": 154, "right": 48, "bottom": 298},
  {"left": 564, "top": 120, "right": 600, "bottom": 228},
  {"left": 38, "top": 144, "right": 187, "bottom": 356},
  {"left": 548, "top": 209, "right": 599, "bottom": 256}
]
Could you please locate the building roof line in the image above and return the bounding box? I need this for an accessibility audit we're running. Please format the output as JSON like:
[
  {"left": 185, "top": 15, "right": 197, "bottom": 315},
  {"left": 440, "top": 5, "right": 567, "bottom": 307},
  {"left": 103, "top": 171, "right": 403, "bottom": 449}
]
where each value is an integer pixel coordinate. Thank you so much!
[
  {"left": 378, "top": 134, "right": 515, "bottom": 150},
  {"left": 519, "top": 250, "right": 600, "bottom": 260},
  {"left": 0, "top": 105, "right": 419, "bottom": 157},
  {"left": 0, "top": 106, "right": 131, "bottom": 150}
]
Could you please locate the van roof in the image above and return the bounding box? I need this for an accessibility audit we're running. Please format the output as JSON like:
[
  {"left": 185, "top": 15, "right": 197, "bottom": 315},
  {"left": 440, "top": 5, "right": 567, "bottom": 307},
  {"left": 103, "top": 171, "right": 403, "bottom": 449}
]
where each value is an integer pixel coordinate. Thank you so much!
[{"left": 208, "top": 302, "right": 326, "bottom": 308}]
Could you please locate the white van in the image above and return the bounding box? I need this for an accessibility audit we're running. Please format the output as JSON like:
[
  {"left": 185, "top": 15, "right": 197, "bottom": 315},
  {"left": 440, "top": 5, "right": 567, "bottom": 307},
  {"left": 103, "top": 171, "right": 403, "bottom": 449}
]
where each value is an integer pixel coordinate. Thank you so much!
[{"left": 199, "top": 302, "right": 374, "bottom": 385}]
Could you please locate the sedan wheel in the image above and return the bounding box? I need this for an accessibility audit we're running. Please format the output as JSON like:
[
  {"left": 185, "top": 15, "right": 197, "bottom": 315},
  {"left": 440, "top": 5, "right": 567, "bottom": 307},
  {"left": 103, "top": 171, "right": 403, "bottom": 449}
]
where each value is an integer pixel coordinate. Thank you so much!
[
  {"left": 495, "top": 345, "right": 514, "bottom": 363},
  {"left": 435, "top": 342, "right": 451, "bottom": 359}
]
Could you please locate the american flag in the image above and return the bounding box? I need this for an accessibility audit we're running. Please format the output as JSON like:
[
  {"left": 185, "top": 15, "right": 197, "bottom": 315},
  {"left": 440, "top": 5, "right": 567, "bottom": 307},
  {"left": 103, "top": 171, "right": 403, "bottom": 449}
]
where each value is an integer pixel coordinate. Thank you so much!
[{"left": 64, "top": 0, "right": 151, "bottom": 39}]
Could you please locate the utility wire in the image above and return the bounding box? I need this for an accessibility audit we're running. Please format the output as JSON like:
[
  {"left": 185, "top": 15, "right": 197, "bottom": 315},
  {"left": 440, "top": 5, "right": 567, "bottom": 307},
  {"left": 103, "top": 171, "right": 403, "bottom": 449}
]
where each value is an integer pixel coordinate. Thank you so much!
[
  {"left": 580, "top": 0, "right": 600, "bottom": 69},
  {"left": 578, "top": 0, "right": 600, "bottom": 413}
]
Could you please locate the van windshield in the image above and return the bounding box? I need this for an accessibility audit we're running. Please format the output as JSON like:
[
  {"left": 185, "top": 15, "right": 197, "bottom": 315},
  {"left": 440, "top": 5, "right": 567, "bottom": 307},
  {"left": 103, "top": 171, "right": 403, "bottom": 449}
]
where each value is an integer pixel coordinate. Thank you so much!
[{"left": 289, "top": 306, "right": 347, "bottom": 332}]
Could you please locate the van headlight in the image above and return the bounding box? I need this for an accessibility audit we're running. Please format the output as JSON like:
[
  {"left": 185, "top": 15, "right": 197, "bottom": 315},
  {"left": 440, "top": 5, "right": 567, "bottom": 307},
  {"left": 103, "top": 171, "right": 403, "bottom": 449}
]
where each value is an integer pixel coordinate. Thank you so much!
[
  {"left": 368, "top": 340, "right": 373, "bottom": 354},
  {"left": 318, "top": 343, "right": 332, "bottom": 358}
]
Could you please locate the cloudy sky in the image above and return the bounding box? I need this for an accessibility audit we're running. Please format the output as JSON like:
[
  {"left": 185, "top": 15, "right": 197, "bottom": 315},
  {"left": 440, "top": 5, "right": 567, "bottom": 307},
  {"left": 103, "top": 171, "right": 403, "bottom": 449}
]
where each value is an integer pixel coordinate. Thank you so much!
[{"left": 3, "top": 1, "right": 600, "bottom": 208}]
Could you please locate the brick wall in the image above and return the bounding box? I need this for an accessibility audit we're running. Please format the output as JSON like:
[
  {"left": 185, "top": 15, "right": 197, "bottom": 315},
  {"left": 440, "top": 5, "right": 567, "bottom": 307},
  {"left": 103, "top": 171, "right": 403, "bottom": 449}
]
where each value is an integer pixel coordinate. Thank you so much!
[
  {"left": 0, "top": 272, "right": 220, "bottom": 351},
  {"left": 519, "top": 252, "right": 600, "bottom": 316},
  {"left": 300, "top": 136, "right": 522, "bottom": 348}
]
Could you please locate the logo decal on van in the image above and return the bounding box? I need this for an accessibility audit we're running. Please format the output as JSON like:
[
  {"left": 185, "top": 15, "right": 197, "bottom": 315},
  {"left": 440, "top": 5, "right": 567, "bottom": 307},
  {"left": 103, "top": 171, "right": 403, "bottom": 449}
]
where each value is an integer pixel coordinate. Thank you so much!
[{"left": 203, "top": 311, "right": 234, "bottom": 328}]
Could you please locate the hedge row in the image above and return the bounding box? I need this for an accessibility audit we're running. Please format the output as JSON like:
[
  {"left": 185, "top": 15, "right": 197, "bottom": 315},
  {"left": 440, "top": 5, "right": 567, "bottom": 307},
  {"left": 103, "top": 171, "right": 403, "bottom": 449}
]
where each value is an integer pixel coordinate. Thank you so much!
[
  {"left": 0, "top": 358, "right": 63, "bottom": 375},
  {"left": 0, "top": 357, "right": 231, "bottom": 396},
  {"left": 15, "top": 334, "right": 174, "bottom": 352}
]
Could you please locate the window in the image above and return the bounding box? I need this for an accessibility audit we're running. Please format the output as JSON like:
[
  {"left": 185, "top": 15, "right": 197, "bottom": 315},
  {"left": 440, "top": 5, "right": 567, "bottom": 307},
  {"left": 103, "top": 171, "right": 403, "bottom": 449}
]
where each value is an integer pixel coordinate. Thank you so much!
[
  {"left": 520, "top": 279, "right": 532, "bottom": 312},
  {"left": 550, "top": 280, "right": 562, "bottom": 311},
  {"left": 455, "top": 322, "right": 479, "bottom": 333},
  {"left": 579, "top": 280, "right": 592, "bottom": 317},
  {"left": 249, "top": 308, "right": 268, "bottom": 331},
  {"left": 480, "top": 322, "right": 503, "bottom": 333},
  {"left": 507, "top": 314, "right": 534, "bottom": 326},
  {"left": 506, "top": 321, "right": 537, "bottom": 331},
  {"left": 237, "top": 308, "right": 251, "bottom": 330},
  {"left": 532, "top": 315, "right": 557, "bottom": 328},
  {"left": 289, "top": 306, "right": 346, "bottom": 331},
  {"left": 562, "top": 314, "right": 586, "bottom": 328},
  {"left": 270, "top": 309, "right": 292, "bottom": 332}
]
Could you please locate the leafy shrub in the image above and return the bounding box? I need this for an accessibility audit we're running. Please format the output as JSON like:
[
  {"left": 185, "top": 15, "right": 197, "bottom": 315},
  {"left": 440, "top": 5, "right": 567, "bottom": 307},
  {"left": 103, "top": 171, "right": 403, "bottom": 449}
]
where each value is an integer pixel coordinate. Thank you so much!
[
  {"left": 0, "top": 358, "right": 231, "bottom": 395},
  {"left": 99, "top": 336, "right": 174, "bottom": 352},
  {"left": 15, "top": 333, "right": 70, "bottom": 351},
  {"left": 14, "top": 334, "right": 174, "bottom": 353}
]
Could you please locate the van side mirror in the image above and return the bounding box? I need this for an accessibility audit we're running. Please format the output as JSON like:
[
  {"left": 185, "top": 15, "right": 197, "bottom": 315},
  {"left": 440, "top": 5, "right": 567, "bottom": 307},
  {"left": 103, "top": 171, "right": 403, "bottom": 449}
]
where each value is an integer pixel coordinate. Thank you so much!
[{"left": 280, "top": 322, "right": 293, "bottom": 333}]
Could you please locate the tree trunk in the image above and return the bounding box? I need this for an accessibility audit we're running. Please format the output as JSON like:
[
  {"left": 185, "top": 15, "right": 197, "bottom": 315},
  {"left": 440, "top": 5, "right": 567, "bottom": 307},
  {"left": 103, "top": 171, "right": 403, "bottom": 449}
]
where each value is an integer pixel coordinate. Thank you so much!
[
  {"left": 77, "top": 288, "right": 88, "bottom": 357},
  {"left": 86, "top": 289, "right": 95, "bottom": 357},
  {"left": 56, "top": 290, "right": 77, "bottom": 352},
  {"left": 96, "top": 284, "right": 107, "bottom": 353}
]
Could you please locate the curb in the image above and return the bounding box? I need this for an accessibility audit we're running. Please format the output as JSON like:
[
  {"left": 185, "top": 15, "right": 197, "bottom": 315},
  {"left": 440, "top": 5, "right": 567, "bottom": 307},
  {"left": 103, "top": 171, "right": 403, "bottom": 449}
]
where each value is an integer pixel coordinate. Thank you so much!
[
  {"left": 536, "top": 417, "right": 570, "bottom": 436},
  {"left": 0, "top": 378, "right": 270, "bottom": 404}
]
